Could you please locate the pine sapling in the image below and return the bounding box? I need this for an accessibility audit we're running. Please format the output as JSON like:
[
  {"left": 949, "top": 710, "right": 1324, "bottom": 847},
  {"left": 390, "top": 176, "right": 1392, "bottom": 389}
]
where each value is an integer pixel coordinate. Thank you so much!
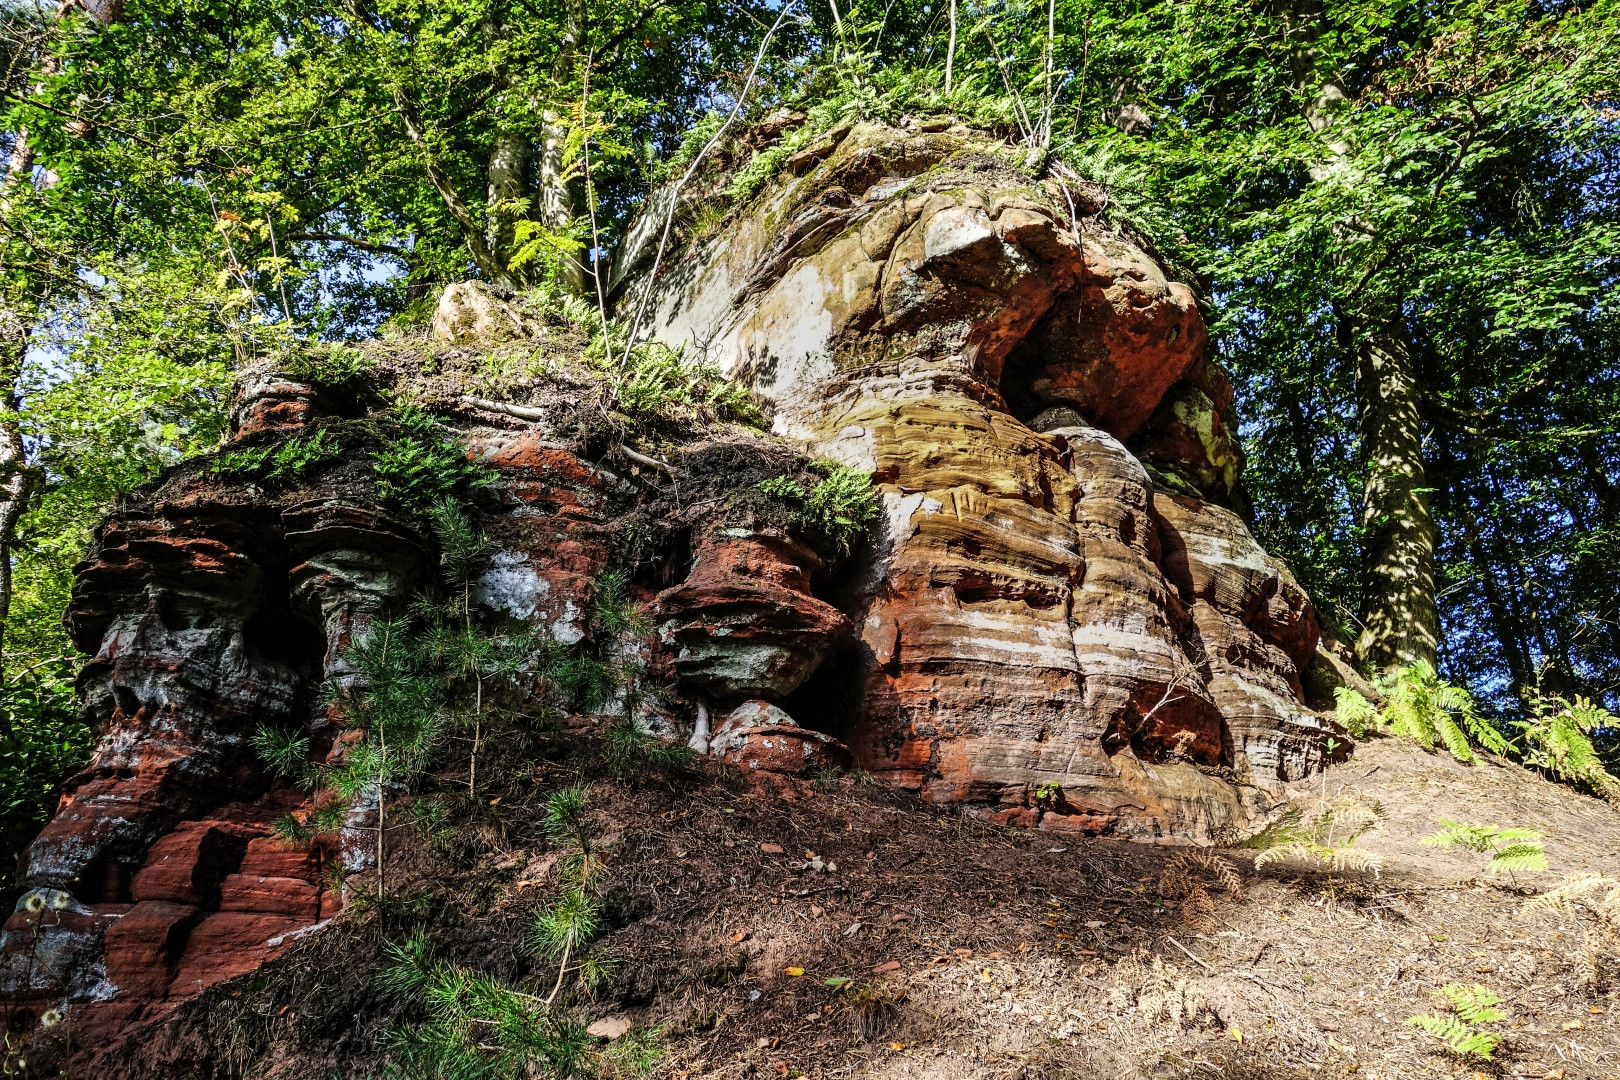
[{"left": 530, "top": 785, "right": 608, "bottom": 1005}]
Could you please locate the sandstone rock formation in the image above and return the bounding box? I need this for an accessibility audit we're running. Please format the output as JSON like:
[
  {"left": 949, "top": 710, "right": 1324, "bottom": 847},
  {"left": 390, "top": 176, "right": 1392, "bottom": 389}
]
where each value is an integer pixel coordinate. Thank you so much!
[
  {"left": 2, "top": 117, "right": 1344, "bottom": 1066},
  {"left": 0, "top": 384, "right": 635, "bottom": 1059},
  {"left": 706, "top": 700, "right": 852, "bottom": 774},
  {"left": 640, "top": 120, "right": 1335, "bottom": 838}
]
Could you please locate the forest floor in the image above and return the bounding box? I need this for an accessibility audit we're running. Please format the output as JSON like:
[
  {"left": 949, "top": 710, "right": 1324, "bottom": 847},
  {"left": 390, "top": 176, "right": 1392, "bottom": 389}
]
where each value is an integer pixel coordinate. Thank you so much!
[{"left": 93, "top": 732, "right": 1620, "bottom": 1080}]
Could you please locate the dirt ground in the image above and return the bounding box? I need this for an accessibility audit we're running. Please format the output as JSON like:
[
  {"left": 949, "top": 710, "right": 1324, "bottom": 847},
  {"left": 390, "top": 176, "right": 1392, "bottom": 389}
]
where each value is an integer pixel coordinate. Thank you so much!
[{"left": 82, "top": 731, "right": 1620, "bottom": 1080}]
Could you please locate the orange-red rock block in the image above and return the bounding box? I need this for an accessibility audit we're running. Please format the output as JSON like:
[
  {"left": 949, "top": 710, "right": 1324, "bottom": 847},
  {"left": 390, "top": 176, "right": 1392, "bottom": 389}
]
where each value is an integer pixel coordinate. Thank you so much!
[
  {"left": 166, "top": 913, "right": 307, "bottom": 999},
  {"left": 102, "top": 901, "right": 200, "bottom": 997},
  {"left": 128, "top": 823, "right": 249, "bottom": 906}
]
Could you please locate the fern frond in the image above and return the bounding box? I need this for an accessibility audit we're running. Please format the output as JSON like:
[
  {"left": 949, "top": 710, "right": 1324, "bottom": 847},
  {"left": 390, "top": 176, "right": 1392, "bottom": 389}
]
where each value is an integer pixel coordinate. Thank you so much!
[
  {"left": 1406, "top": 1012, "right": 1473, "bottom": 1046},
  {"left": 1435, "top": 713, "right": 1477, "bottom": 765},
  {"left": 1525, "top": 874, "right": 1620, "bottom": 917},
  {"left": 1253, "top": 842, "right": 1310, "bottom": 868},
  {"left": 1461, "top": 709, "right": 1512, "bottom": 757},
  {"left": 1440, "top": 983, "right": 1505, "bottom": 1025},
  {"left": 1327, "top": 846, "right": 1383, "bottom": 874},
  {"left": 1407, "top": 1011, "right": 1501, "bottom": 1059},
  {"left": 1421, "top": 820, "right": 1494, "bottom": 853},
  {"left": 1326, "top": 792, "right": 1384, "bottom": 835},
  {"left": 1334, "top": 687, "right": 1380, "bottom": 737},
  {"left": 1487, "top": 843, "right": 1548, "bottom": 874}
]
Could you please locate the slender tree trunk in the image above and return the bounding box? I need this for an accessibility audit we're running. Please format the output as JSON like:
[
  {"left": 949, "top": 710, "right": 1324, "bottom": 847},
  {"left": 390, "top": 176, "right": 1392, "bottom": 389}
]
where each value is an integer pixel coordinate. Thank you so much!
[
  {"left": 529, "top": 0, "right": 586, "bottom": 293},
  {"left": 470, "top": 674, "right": 481, "bottom": 796},
  {"left": 486, "top": 130, "right": 530, "bottom": 271},
  {"left": 0, "top": 132, "right": 44, "bottom": 690},
  {"left": 0, "top": 313, "right": 38, "bottom": 686},
  {"left": 1469, "top": 533, "right": 1531, "bottom": 691},
  {"left": 389, "top": 85, "right": 517, "bottom": 290},
  {"left": 945, "top": 0, "right": 956, "bottom": 94},
  {"left": 375, "top": 725, "right": 385, "bottom": 906},
  {"left": 535, "top": 109, "right": 582, "bottom": 293},
  {"left": 1354, "top": 327, "right": 1439, "bottom": 673}
]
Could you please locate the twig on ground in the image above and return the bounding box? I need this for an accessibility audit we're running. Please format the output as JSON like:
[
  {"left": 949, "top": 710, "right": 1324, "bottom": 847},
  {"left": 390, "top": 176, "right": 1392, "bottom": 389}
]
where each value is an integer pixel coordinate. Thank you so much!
[{"left": 1165, "top": 935, "right": 1217, "bottom": 973}]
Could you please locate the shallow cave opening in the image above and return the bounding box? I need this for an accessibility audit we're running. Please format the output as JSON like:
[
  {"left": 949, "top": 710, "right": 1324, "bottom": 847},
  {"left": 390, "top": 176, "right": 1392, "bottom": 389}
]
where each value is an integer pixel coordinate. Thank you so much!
[
  {"left": 996, "top": 339, "right": 1053, "bottom": 429},
  {"left": 625, "top": 523, "right": 695, "bottom": 595},
  {"left": 242, "top": 603, "right": 329, "bottom": 677},
  {"left": 778, "top": 646, "right": 869, "bottom": 745}
]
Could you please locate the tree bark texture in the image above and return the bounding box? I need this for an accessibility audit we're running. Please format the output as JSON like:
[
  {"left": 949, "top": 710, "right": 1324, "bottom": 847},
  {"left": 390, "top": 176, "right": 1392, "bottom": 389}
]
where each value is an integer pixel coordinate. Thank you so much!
[
  {"left": 486, "top": 130, "right": 530, "bottom": 262},
  {"left": 1354, "top": 329, "right": 1439, "bottom": 672}
]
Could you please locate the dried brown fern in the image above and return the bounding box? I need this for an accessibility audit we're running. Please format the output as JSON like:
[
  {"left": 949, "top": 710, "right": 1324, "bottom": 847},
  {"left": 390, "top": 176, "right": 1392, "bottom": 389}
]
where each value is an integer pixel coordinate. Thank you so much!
[
  {"left": 1110, "top": 951, "right": 1219, "bottom": 1030},
  {"left": 1161, "top": 849, "right": 1244, "bottom": 934},
  {"left": 1251, "top": 791, "right": 1385, "bottom": 876},
  {"left": 1523, "top": 873, "right": 1620, "bottom": 990}
]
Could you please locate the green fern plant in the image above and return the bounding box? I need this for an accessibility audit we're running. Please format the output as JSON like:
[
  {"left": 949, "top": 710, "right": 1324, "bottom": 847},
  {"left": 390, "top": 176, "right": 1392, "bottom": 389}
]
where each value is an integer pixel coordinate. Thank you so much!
[
  {"left": 1405, "top": 983, "right": 1505, "bottom": 1060},
  {"left": 213, "top": 429, "right": 340, "bottom": 483},
  {"left": 1514, "top": 693, "right": 1620, "bottom": 802},
  {"left": 599, "top": 340, "right": 761, "bottom": 428},
  {"left": 1333, "top": 685, "right": 1380, "bottom": 738},
  {"left": 373, "top": 406, "right": 494, "bottom": 514},
  {"left": 759, "top": 460, "right": 879, "bottom": 552},
  {"left": 1420, "top": 819, "right": 1548, "bottom": 875},
  {"left": 1250, "top": 791, "right": 1385, "bottom": 875},
  {"left": 281, "top": 342, "right": 375, "bottom": 396},
  {"left": 1334, "top": 661, "right": 1509, "bottom": 764}
]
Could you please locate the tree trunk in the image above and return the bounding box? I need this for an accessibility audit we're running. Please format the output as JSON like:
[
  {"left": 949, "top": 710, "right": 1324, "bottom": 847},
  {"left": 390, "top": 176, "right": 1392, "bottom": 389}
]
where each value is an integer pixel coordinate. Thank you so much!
[
  {"left": 533, "top": 0, "right": 586, "bottom": 294},
  {"left": 0, "top": 128, "right": 44, "bottom": 688},
  {"left": 535, "top": 109, "right": 582, "bottom": 293},
  {"left": 0, "top": 312, "right": 38, "bottom": 685},
  {"left": 390, "top": 85, "right": 518, "bottom": 291},
  {"left": 486, "top": 130, "right": 530, "bottom": 276},
  {"left": 1354, "top": 328, "right": 1439, "bottom": 673}
]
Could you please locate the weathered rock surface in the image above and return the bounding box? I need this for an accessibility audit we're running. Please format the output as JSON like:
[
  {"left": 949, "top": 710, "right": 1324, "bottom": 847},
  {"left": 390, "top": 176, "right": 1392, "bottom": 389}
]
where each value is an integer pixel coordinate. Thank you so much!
[
  {"left": 4, "top": 118, "right": 1340, "bottom": 1066},
  {"left": 1, "top": 380, "right": 633, "bottom": 1064},
  {"left": 655, "top": 528, "right": 851, "bottom": 699},
  {"left": 644, "top": 121, "right": 1332, "bottom": 838},
  {"left": 707, "top": 700, "right": 852, "bottom": 775}
]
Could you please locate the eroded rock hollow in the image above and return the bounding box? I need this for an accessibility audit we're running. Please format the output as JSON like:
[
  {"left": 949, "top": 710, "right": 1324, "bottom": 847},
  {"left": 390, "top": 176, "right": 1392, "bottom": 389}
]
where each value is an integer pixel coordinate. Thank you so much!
[
  {"left": 2, "top": 119, "right": 1348, "bottom": 1060},
  {"left": 640, "top": 122, "right": 1339, "bottom": 834}
]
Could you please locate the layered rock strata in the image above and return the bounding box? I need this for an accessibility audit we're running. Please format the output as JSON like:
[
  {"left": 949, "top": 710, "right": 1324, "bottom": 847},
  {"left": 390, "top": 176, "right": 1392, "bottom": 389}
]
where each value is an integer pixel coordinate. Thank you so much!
[
  {"left": 643, "top": 120, "right": 1334, "bottom": 838},
  {"left": 0, "top": 389, "right": 634, "bottom": 1058},
  {"left": 3, "top": 116, "right": 1345, "bottom": 1066}
]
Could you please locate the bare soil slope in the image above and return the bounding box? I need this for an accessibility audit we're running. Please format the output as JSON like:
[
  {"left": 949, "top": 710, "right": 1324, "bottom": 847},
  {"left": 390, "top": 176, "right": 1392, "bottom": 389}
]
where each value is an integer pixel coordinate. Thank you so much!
[{"left": 84, "top": 733, "right": 1618, "bottom": 1080}]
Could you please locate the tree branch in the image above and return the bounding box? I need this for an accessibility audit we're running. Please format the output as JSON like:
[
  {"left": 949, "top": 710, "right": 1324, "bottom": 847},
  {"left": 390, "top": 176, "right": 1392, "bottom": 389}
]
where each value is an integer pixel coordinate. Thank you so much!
[
  {"left": 389, "top": 84, "right": 514, "bottom": 289},
  {"left": 285, "top": 230, "right": 415, "bottom": 261}
]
